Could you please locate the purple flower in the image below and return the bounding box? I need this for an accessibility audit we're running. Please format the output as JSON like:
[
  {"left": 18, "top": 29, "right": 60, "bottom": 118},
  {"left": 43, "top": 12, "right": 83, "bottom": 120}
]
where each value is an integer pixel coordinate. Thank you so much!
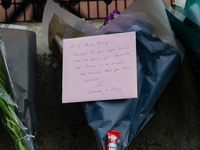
[
  {"left": 82, "top": 18, "right": 92, "bottom": 24},
  {"left": 103, "top": 10, "right": 121, "bottom": 26},
  {"left": 86, "top": 20, "right": 92, "bottom": 24},
  {"left": 108, "top": 13, "right": 114, "bottom": 20},
  {"left": 112, "top": 10, "right": 120, "bottom": 15},
  {"left": 103, "top": 18, "right": 109, "bottom": 25}
]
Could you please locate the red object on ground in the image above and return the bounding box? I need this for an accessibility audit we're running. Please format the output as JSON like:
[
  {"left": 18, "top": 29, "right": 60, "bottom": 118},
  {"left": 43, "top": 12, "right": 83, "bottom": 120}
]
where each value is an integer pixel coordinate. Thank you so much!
[{"left": 107, "top": 130, "right": 120, "bottom": 150}]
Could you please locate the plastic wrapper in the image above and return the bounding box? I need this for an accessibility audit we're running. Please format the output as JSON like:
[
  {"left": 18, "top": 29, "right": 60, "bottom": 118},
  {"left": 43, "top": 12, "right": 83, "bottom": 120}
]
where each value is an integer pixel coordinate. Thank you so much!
[
  {"left": 0, "top": 28, "right": 37, "bottom": 150},
  {"left": 165, "top": 1, "right": 200, "bottom": 79},
  {"left": 184, "top": 0, "right": 199, "bottom": 10},
  {"left": 42, "top": 0, "right": 184, "bottom": 149}
]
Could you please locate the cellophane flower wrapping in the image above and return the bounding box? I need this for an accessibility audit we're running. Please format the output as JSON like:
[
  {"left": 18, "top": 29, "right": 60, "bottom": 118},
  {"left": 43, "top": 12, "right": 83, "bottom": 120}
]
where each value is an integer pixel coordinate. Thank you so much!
[
  {"left": 42, "top": 0, "right": 184, "bottom": 149},
  {"left": 165, "top": 1, "right": 200, "bottom": 79},
  {"left": 0, "top": 28, "right": 38, "bottom": 150}
]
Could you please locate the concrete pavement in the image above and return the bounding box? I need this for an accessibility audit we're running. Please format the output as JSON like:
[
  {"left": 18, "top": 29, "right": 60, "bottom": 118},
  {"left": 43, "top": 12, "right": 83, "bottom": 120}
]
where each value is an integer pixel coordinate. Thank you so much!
[{"left": 0, "top": 22, "right": 200, "bottom": 150}]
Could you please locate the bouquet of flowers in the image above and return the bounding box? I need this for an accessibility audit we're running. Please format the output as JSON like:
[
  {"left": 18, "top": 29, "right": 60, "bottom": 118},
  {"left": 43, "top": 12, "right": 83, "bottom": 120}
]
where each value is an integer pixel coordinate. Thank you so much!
[
  {"left": 0, "top": 29, "right": 37, "bottom": 150},
  {"left": 42, "top": 0, "right": 184, "bottom": 149}
]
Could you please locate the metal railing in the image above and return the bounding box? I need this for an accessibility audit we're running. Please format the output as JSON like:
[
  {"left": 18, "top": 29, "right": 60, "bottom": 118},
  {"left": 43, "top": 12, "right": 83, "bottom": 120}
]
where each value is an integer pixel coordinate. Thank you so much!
[{"left": 0, "top": 0, "right": 173, "bottom": 23}]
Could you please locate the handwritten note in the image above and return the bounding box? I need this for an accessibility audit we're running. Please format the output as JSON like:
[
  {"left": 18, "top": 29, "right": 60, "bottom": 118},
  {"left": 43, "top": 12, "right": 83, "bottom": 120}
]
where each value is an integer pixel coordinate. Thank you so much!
[{"left": 62, "top": 32, "right": 137, "bottom": 103}]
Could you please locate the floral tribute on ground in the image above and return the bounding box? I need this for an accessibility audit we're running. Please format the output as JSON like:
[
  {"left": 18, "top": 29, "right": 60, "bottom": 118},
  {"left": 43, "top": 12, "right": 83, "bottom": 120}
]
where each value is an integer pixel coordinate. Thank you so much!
[{"left": 42, "top": 0, "right": 185, "bottom": 149}]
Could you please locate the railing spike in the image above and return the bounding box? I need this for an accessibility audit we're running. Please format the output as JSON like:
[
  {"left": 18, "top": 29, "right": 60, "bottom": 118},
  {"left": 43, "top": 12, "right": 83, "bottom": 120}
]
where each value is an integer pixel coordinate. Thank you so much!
[{"left": 1, "top": 0, "right": 11, "bottom": 9}]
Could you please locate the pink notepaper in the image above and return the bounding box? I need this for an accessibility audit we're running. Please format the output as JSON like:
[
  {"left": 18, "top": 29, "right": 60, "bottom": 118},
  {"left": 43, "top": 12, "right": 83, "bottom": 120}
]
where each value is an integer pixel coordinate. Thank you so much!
[{"left": 62, "top": 32, "right": 137, "bottom": 103}]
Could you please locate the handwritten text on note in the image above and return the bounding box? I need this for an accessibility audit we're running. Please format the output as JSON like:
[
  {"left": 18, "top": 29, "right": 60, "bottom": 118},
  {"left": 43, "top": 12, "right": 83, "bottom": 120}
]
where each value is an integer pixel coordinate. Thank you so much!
[{"left": 62, "top": 32, "right": 137, "bottom": 103}]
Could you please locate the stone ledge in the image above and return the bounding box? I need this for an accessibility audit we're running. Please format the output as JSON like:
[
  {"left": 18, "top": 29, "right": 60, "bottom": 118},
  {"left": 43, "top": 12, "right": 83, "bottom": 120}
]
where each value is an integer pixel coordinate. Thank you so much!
[{"left": 1, "top": 21, "right": 104, "bottom": 55}]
